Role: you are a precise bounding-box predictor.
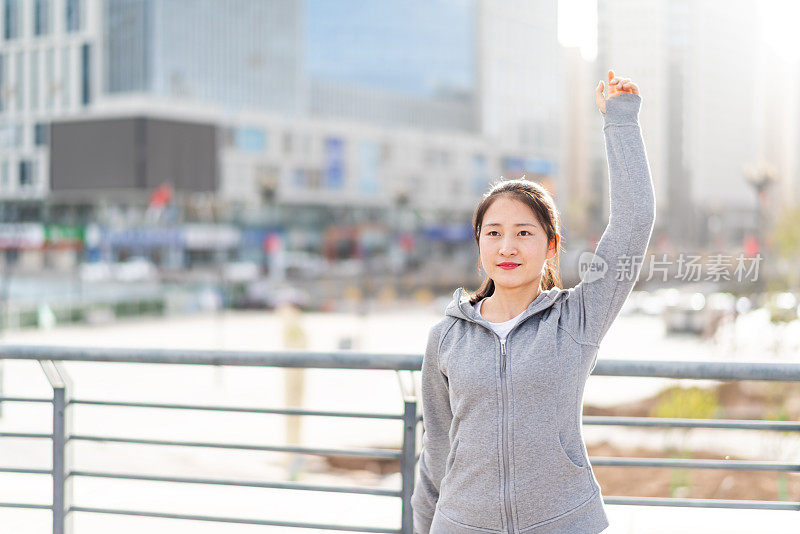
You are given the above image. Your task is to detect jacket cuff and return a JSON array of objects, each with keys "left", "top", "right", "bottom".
[
  {"left": 601, "top": 92, "right": 641, "bottom": 125},
  {"left": 413, "top": 511, "right": 433, "bottom": 534}
]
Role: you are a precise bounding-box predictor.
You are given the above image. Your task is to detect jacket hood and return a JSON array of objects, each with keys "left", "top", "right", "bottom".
[{"left": 445, "top": 285, "right": 571, "bottom": 327}]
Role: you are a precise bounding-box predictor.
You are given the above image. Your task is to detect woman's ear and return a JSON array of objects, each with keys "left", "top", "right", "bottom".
[{"left": 546, "top": 236, "right": 558, "bottom": 260}]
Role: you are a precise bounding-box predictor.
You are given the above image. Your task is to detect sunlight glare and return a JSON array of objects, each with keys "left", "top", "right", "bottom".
[
  {"left": 558, "top": 0, "right": 598, "bottom": 62},
  {"left": 759, "top": 0, "right": 800, "bottom": 64}
]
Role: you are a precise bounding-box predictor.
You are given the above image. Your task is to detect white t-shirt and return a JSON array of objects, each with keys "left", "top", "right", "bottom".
[{"left": 473, "top": 298, "right": 525, "bottom": 341}]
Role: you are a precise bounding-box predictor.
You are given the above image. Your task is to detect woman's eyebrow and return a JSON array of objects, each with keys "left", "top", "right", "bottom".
[{"left": 483, "top": 222, "right": 538, "bottom": 227}]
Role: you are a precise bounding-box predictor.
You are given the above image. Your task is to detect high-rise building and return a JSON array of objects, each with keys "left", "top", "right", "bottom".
[
  {"left": 0, "top": 0, "right": 565, "bottom": 272},
  {"left": 0, "top": 0, "right": 94, "bottom": 206},
  {"left": 597, "top": 0, "right": 761, "bottom": 251}
]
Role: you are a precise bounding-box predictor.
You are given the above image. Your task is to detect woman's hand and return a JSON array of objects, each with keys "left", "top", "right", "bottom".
[{"left": 595, "top": 69, "right": 640, "bottom": 114}]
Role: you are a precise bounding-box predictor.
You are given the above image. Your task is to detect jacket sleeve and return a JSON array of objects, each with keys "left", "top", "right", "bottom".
[
  {"left": 411, "top": 321, "right": 453, "bottom": 534},
  {"left": 570, "top": 93, "right": 656, "bottom": 357}
]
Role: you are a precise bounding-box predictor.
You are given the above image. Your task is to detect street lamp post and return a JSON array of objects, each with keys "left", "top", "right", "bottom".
[{"left": 744, "top": 164, "right": 775, "bottom": 292}]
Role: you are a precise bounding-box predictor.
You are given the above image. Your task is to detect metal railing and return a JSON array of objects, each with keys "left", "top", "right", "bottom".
[{"left": 1, "top": 346, "right": 799, "bottom": 534}]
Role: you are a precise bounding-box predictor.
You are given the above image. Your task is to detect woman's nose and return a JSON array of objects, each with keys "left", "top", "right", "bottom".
[{"left": 500, "top": 241, "right": 517, "bottom": 254}]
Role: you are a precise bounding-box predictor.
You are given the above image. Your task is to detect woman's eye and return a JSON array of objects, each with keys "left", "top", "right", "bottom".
[{"left": 486, "top": 230, "right": 532, "bottom": 236}]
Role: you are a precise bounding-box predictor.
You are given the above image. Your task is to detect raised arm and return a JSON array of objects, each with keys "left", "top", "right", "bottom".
[
  {"left": 570, "top": 80, "right": 656, "bottom": 350},
  {"left": 410, "top": 320, "right": 453, "bottom": 534}
]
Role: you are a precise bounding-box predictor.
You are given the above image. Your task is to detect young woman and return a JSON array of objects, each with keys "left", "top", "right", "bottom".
[{"left": 411, "top": 70, "right": 655, "bottom": 534}]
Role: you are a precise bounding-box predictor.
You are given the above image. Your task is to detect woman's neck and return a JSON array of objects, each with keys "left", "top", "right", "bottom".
[{"left": 482, "top": 283, "right": 542, "bottom": 322}]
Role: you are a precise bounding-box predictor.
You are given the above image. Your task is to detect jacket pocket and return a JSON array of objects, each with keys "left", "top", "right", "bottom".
[{"left": 557, "top": 431, "right": 586, "bottom": 470}]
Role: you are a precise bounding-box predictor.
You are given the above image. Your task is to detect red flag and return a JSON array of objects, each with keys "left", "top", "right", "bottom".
[
  {"left": 263, "top": 233, "right": 281, "bottom": 253},
  {"left": 743, "top": 234, "right": 759, "bottom": 256},
  {"left": 149, "top": 183, "right": 173, "bottom": 208}
]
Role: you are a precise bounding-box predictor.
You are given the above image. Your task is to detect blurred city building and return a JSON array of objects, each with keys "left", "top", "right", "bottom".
[
  {"left": 0, "top": 0, "right": 564, "bottom": 285},
  {"left": 0, "top": 0, "right": 796, "bottom": 285},
  {"left": 594, "top": 0, "right": 799, "bottom": 255}
]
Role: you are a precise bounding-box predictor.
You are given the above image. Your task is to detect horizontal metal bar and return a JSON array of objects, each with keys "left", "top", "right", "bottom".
[
  {"left": 0, "top": 432, "right": 53, "bottom": 440},
  {"left": 68, "top": 470, "right": 401, "bottom": 497},
  {"left": 68, "top": 506, "right": 399, "bottom": 533},
  {"left": 584, "top": 416, "right": 800, "bottom": 431},
  {"left": 70, "top": 399, "right": 404, "bottom": 420},
  {"left": 590, "top": 457, "right": 800, "bottom": 471},
  {"left": 6, "top": 345, "right": 800, "bottom": 384},
  {"left": 602, "top": 496, "right": 800, "bottom": 510},
  {"left": 0, "top": 502, "right": 52, "bottom": 510},
  {"left": 5, "top": 346, "right": 800, "bottom": 381},
  {"left": 0, "top": 396, "right": 53, "bottom": 403},
  {"left": 0, "top": 467, "right": 53, "bottom": 475},
  {"left": 593, "top": 360, "right": 800, "bottom": 381},
  {"left": 0, "top": 345, "right": 421, "bottom": 370},
  {"left": 417, "top": 414, "right": 799, "bottom": 431},
  {"left": 68, "top": 435, "right": 401, "bottom": 459}
]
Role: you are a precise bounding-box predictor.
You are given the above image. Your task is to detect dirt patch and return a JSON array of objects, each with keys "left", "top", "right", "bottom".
[
  {"left": 325, "top": 454, "right": 400, "bottom": 476},
  {"left": 587, "top": 441, "right": 800, "bottom": 501},
  {"left": 584, "top": 380, "right": 800, "bottom": 420},
  {"left": 583, "top": 380, "right": 800, "bottom": 500}
]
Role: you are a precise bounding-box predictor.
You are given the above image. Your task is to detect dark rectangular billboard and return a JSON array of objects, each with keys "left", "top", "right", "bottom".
[{"left": 50, "top": 116, "right": 217, "bottom": 194}]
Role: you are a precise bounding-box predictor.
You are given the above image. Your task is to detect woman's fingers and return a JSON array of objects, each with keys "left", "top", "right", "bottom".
[
  {"left": 610, "top": 76, "right": 638, "bottom": 95},
  {"left": 619, "top": 79, "right": 637, "bottom": 93},
  {"left": 595, "top": 80, "right": 606, "bottom": 113},
  {"left": 609, "top": 75, "right": 625, "bottom": 95},
  {"left": 599, "top": 69, "right": 640, "bottom": 111}
]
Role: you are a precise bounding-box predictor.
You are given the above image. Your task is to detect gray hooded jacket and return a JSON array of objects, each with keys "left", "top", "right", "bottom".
[{"left": 411, "top": 93, "right": 655, "bottom": 534}]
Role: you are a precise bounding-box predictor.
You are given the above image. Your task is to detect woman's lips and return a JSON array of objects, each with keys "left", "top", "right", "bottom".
[{"left": 498, "top": 263, "right": 520, "bottom": 270}]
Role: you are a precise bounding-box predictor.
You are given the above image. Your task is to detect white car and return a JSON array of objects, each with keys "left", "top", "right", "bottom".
[
  {"left": 113, "top": 257, "right": 159, "bottom": 282},
  {"left": 78, "top": 262, "right": 114, "bottom": 282}
]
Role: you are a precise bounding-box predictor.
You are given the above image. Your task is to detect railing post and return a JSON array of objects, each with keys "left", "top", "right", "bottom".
[
  {"left": 401, "top": 398, "right": 418, "bottom": 534},
  {"left": 41, "top": 361, "right": 73, "bottom": 534}
]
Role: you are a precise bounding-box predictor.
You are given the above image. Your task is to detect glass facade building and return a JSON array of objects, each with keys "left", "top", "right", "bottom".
[{"left": 104, "top": 0, "right": 478, "bottom": 131}]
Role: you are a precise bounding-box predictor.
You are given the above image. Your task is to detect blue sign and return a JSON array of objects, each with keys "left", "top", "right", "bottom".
[
  {"left": 358, "top": 140, "right": 379, "bottom": 194},
  {"left": 423, "top": 223, "right": 473, "bottom": 242},
  {"left": 325, "top": 137, "right": 345, "bottom": 189},
  {"left": 102, "top": 228, "right": 184, "bottom": 248},
  {"left": 235, "top": 128, "right": 266, "bottom": 152},
  {"left": 472, "top": 154, "right": 488, "bottom": 194},
  {"left": 503, "top": 157, "right": 554, "bottom": 176}
]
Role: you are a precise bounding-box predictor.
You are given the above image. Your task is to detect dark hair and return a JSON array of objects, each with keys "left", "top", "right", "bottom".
[{"left": 461, "top": 177, "right": 563, "bottom": 305}]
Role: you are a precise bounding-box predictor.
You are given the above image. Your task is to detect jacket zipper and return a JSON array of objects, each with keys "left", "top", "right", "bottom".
[{"left": 500, "top": 337, "right": 514, "bottom": 533}]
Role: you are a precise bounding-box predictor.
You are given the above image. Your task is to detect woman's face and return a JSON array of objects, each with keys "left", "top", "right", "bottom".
[{"left": 478, "top": 196, "right": 556, "bottom": 292}]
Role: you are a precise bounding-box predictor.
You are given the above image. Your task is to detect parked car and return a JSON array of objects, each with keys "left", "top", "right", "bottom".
[
  {"left": 79, "top": 258, "right": 158, "bottom": 283},
  {"left": 113, "top": 257, "right": 159, "bottom": 282},
  {"left": 78, "top": 262, "right": 114, "bottom": 282},
  {"left": 661, "top": 290, "right": 735, "bottom": 336},
  {"left": 243, "top": 279, "right": 311, "bottom": 310},
  {"left": 766, "top": 292, "right": 799, "bottom": 324},
  {"left": 281, "top": 251, "right": 328, "bottom": 279},
  {"left": 222, "top": 261, "right": 260, "bottom": 283}
]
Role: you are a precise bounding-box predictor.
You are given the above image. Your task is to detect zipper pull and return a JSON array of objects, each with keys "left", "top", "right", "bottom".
[{"left": 500, "top": 339, "right": 507, "bottom": 372}]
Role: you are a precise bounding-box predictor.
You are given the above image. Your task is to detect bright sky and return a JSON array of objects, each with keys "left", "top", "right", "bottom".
[
  {"left": 558, "top": 0, "right": 800, "bottom": 65},
  {"left": 758, "top": 0, "right": 800, "bottom": 64},
  {"left": 557, "top": 0, "right": 597, "bottom": 62}
]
